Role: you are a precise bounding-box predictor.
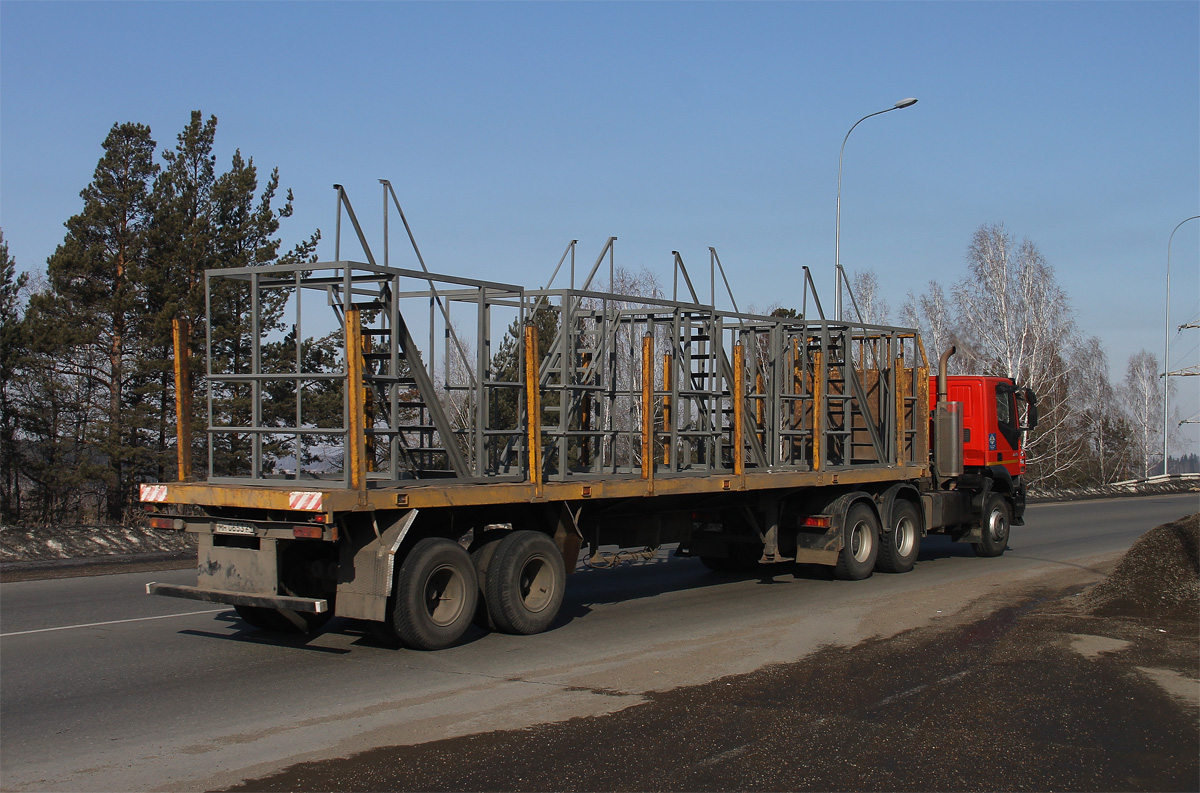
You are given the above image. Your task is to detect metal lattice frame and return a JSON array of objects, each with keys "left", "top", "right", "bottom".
[{"left": 200, "top": 185, "right": 930, "bottom": 489}]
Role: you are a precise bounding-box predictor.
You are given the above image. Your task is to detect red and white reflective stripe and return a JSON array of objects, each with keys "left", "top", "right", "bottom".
[
  {"left": 289, "top": 491, "right": 323, "bottom": 511},
  {"left": 140, "top": 484, "right": 169, "bottom": 503}
]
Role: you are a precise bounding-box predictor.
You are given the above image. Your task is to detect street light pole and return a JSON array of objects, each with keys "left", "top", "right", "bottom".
[
  {"left": 835, "top": 97, "right": 918, "bottom": 321},
  {"left": 1163, "top": 214, "right": 1199, "bottom": 475}
]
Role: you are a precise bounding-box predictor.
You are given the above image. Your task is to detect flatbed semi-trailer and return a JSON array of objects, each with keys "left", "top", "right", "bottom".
[{"left": 144, "top": 184, "right": 1037, "bottom": 649}]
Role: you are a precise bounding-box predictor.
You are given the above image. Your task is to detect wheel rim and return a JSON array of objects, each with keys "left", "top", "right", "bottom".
[
  {"left": 987, "top": 508, "right": 1009, "bottom": 543},
  {"left": 518, "top": 555, "right": 554, "bottom": 613},
  {"left": 894, "top": 515, "right": 915, "bottom": 556},
  {"left": 424, "top": 563, "right": 467, "bottom": 627},
  {"left": 850, "top": 520, "right": 874, "bottom": 563}
]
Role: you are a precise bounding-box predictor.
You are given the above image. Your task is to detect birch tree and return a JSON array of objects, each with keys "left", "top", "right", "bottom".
[
  {"left": 1121, "top": 350, "right": 1166, "bottom": 478},
  {"left": 953, "top": 223, "right": 1081, "bottom": 484},
  {"left": 845, "top": 269, "right": 890, "bottom": 325},
  {"left": 899, "top": 280, "right": 959, "bottom": 373},
  {"left": 1071, "top": 336, "right": 1134, "bottom": 485}
]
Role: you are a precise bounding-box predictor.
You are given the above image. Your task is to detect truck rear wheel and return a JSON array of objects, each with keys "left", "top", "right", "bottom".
[
  {"left": 834, "top": 502, "right": 879, "bottom": 580},
  {"left": 973, "top": 494, "right": 1011, "bottom": 557},
  {"left": 390, "top": 537, "right": 478, "bottom": 650},
  {"left": 469, "top": 534, "right": 503, "bottom": 629},
  {"left": 876, "top": 500, "right": 921, "bottom": 574},
  {"left": 484, "top": 530, "right": 566, "bottom": 635}
]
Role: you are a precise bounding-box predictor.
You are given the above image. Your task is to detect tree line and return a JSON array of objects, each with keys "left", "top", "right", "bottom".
[
  {"left": 1, "top": 112, "right": 318, "bottom": 525},
  {"left": 850, "top": 222, "right": 1174, "bottom": 488},
  {"left": 0, "top": 116, "right": 1179, "bottom": 526}
]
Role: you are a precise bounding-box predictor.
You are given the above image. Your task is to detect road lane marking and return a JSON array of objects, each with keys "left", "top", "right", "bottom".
[{"left": 0, "top": 609, "right": 227, "bottom": 637}]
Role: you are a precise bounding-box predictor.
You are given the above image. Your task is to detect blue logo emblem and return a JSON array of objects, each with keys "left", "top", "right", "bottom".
[{"left": 989, "top": 433, "right": 997, "bottom": 451}]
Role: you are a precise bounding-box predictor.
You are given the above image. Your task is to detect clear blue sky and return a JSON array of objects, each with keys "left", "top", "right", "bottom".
[{"left": 2, "top": 1, "right": 1198, "bottom": 445}]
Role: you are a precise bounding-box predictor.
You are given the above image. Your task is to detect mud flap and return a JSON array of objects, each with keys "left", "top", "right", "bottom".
[
  {"left": 197, "top": 534, "right": 278, "bottom": 594},
  {"left": 551, "top": 502, "right": 584, "bottom": 572},
  {"left": 334, "top": 510, "right": 418, "bottom": 621}
]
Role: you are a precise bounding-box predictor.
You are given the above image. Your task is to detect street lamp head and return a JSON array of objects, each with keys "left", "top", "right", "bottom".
[{"left": 895, "top": 97, "right": 918, "bottom": 109}]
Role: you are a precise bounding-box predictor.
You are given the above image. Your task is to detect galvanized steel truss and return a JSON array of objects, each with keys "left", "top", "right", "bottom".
[{"left": 199, "top": 185, "right": 930, "bottom": 489}]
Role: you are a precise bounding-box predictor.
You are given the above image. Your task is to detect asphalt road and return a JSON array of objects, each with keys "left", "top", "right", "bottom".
[{"left": 1, "top": 494, "right": 1196, "bottom": 792}]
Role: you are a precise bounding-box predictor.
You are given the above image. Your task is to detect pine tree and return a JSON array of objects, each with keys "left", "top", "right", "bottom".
[
  {"left": 145, "top": 112, "right": 219, "bottom": 479},
  {"left": 206, "top": 150, "right": 320, "bottom": 476},
  {"left": 26, "top": 122, "right": 160, "bottom": 521},
  {"left": 0, "top": 230, "right": 29, "bottom": 522}
]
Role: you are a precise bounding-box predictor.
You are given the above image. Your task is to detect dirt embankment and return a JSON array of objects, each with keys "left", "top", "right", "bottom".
[
  {"left": 227, "top": 515, "right": 1199, "bottom": 793},
  {"left": 0, "top": 524, "right": 196, "bottom": 581},
  {"left": 0, "top": 523, "right": 195, "bottom": 561}
]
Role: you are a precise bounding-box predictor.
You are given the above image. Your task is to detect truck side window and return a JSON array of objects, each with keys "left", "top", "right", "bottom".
[{"left": 995, "top": 384, "right": 1019, "bottom": 449}]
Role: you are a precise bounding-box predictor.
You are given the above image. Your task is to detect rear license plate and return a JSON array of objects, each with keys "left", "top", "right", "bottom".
[{"left": 214, "top": 522, "right": 256, "bottom": 536}]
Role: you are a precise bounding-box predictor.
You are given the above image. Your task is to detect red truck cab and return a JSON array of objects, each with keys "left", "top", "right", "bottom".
[
  {"left": 930, "top": 376, "right": 1030, "bottom": 478},
  {"left": 928, "top": 373, "right": 1038, "bottom": 529}
]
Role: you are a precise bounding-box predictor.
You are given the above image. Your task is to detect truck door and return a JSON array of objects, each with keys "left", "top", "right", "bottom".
[{"left": 993, "top": 383, "right": 1022, "bottom": 477}]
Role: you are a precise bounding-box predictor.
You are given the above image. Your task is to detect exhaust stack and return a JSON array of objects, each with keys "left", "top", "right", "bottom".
[
  {"left": 937, "top": 345, "right": 956, "bottom": 402},
  {"left": 934, "top": 346, "right": 963, "bottom": 478}
]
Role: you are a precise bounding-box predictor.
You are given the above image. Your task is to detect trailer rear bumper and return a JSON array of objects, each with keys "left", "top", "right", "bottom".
[{"left": 146, "top": 582, "right": 328, "bottom": 614}]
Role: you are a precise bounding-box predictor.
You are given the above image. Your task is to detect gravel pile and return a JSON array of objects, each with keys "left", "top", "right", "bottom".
[{"left": 1086, "top": 512, "right": 1199, "bottom": 622}]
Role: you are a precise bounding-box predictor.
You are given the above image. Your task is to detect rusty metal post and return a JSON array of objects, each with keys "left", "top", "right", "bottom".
[
  {"left": 916, "top": 365, "right": 930, "bottom": 466},
  {"left": 813, "top": 348, "right": 824, "bottom": 472},
  {"left": 662, "top": 352, "right": 671, "bottom": 467},
  {"left": 733, "top": 342, "right": 745, "bottom": 476},
  {"left": 364, "top": 333, "right": 376, "bottom": 472},
  {"left": 346, "top": 309, "right": 367, "bottom": 494},
  {"left": 755, "top": 370, "right": 765, "bottom": 447},
  {"left": 524, "top": 323, "right": 542, "bottom": 493},
  {"left": 895, "top": 353, "right": 906, "bottom": 465},
  {"left": 172, "top": 318, "right": 192, "bottom": 481},
  {"left": 641, "top": 334, "right": 654, "bottom": 485},
  {"left": 581, "top": 350, "right": 592, "bottom": 468}
]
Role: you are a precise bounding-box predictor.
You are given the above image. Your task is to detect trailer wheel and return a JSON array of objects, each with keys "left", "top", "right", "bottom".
[
  {"left": 469, "top": 537, "right": 502, "bottom": 630},
  {"left": 484, "top": 530, "right": 566, "bottom": 635},
  {"left": 390, "top": 537, "right": 478, "bottom": 650},
  {"left": 834, "top": 502, "right": 879, "bottom": 580},
  {"left": 876, "top": 500, "right": 921, "bottom": 574},
  {"left": 973, "top": 494, "right": 1011, "bottom": 557},
  {"left": 234, "top": 605, "right": 330, "bottom": 634}
]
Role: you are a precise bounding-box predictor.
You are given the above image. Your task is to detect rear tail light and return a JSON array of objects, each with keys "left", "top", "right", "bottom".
[
  {"left": 801, "top": 515, "right": 831, "bottom": 529},
  {"left": 149, "top": 517, "right": 179, "bottom": 530},
  {"left": 293, "top": 526, "right": 323, "bottom": 539}
]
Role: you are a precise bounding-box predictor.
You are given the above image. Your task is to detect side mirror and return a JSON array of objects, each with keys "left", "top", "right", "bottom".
[{"left": 1018, "top": 388, "right": 1038, "bottom": 431}]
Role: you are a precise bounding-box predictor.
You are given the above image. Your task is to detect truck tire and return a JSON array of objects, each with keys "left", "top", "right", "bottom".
[
  {"left": 469, "top": 537, "right": 502, "bottom": 630},
  {"left": 391, "top": 537, "right": 478, "bottom": 650},
  {"left": 876, "top": 500, "right": 921, "bottom": 574},
  {"left": 234, "top": 605, "right": 330, "bottom": 634},
  {"left": 484, "top": 530, "right": 566, "bottom": 635},
  {"left": 973, "top": 494, "right": 1011, "bottom": 557},
  {"left": 834, "top": 502, "right": 879, "bottom": 580}
]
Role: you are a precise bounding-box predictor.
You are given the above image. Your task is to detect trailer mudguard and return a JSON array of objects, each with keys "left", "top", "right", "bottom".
[
  {"left": 876, "top": 484, "right": 925, "bottom": 537},
  {"left": 335, "top": 510, "right": 418, "bottom": 621},
  {"left": 792, "top": 491, "right": 879, "bottom": 565}
]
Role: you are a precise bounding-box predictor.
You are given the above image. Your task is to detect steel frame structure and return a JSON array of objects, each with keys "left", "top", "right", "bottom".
[{"left": 196, "top": 185, "right": 930, "bottom": 493}]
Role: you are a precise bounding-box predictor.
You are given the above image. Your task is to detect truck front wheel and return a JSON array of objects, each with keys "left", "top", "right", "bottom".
[
  {"left": 390, "top": 538, "right": 479, "bottom": 650},
  {"left": 973, "top": 494, "right": 1011, "bottom": 557},
  {"left": 834, "top": 502, "right": 879, "bottom": 580},
  {"left": 484, "top": 530, "right": 566, "bottom": 635}
]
